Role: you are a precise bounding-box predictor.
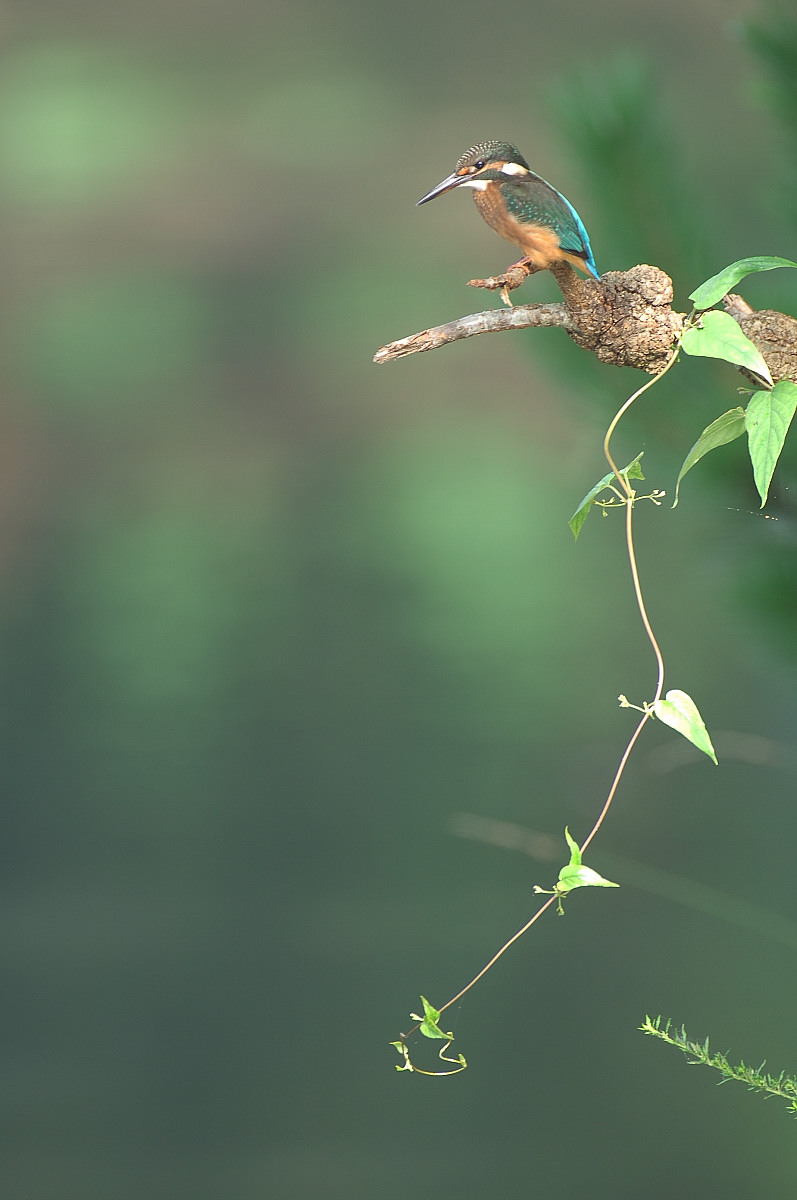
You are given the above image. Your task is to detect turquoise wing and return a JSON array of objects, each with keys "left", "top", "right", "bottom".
[{"left": 503, "top": 174, "right": 599, "bottom": 278}]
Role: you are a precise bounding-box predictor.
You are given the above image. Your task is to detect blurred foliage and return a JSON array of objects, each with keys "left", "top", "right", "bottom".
[
  {"left": 551, "top": 56, "right": 715, "bottom": 290},
  {"left": 744, "top": 0, "right": 797, "bottom": 225},
  {"left": 10, "top": 272, "right": 214, "bottom": 410},
  {"left": 0, "top": 43, "right": 191, "bottom": 204}
]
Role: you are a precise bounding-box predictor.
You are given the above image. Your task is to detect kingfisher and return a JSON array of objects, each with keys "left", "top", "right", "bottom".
[{"left": 417, "top": 140, "right": 599, "bottom": 284}]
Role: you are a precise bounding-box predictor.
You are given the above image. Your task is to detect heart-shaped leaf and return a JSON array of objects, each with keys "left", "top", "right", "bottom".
[
  {"left": 745, "top": 380, "right": 797, "bottom": 506},
  {"left": 672, "top": 408, "right": 746, "bottom": 507},
  {"left": 681, "top": 311, "right": 772, "bottom": 385},
  {"left": 652, "top": 689, "right": 717, "bottom": 764},
  {"left": 689, "top": 257, "right": 797, "bottom": 310},
  {"left": 410, "top": 996, "right": 452, "bottom": 1040}
]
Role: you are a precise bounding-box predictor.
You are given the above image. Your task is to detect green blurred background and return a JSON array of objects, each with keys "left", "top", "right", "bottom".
[{"left": 2, "top": 0, "right": 797, "bottom": 1196}]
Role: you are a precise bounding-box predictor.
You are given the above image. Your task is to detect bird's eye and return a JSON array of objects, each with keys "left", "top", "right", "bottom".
[{"left": 473, "top": 160, "right": 485, "bottom": 170}]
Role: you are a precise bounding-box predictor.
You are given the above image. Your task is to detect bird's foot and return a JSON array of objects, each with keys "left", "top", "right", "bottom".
[{"left": 467, "top": 260, "right": 536, "bottom": 307}]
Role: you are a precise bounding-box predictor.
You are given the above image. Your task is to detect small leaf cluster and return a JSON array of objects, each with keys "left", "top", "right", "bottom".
[
  {"left": 533, "top": 827, "right": 619, "bottom": 914},
  {"left": 619, "top": 686, "right": 717, "bottom": 764},
  {"left": 569, "top": 455, "right": 648, "bottom": 540},
  {"left": 391, "top": 997, "right": 467, "bottom": 1075},
  {"left": 677, "top": 256, "right": 797, "bottom": 507},
  {"left": 571, "top": 257, "right": 797, "bottom": 533}
]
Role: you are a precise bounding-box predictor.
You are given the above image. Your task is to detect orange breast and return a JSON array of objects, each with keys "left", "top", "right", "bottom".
[{"left": 472, "top": 183, "right": 588, "bottom": 274}]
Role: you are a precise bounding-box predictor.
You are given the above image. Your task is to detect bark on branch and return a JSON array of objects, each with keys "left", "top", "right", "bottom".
[
  {"left": 374, "top": 262, "right": 797, "bottom": 384},
  {"left": 724, "top": 293, "right": 797, "bottom": 386}
]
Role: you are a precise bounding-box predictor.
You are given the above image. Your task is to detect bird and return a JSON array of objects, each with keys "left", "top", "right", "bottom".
[{"left": 416, "top": 140, "right": 599, "bottom": 284}]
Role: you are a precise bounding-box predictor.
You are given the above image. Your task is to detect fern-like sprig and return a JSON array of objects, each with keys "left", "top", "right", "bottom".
[{"left": 640, "top": 1015, "right": 797, "bottom": 1117}]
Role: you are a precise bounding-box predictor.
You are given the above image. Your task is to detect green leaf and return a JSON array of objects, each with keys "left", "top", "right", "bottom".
[
  {"left": 745, "top": 381, "right": 797, "bottom": 507},
  {"left": 681, "top": 311, "right": 772, "bottom": 385},
  {"left": 535, "top": 829, "right": 619, "bottom": 911},
  {"left": 672, "top": 408, "right": 746, "bottom": 507},
  {"left": 652, "top": 689, "right": 717, "bottom": 764},
  {"left": 569, "top": 454, "right": 644, "bottom": 540},
  {"left": 410, "top": 996, "right": 452, "bottom": 1040},
  {"left": 564, "top": 825, "right": 581, "bottom": 866},
  {"left": 689, "top": 257, "right": 797, "bottom": 310},
  {"left": 556, "top": 828, "right": 618, "bottom": 896},
  {"left": 391, "top": 1040, "right": 413, "bottom": 1071},
  {"left": 558, "top": 863, "right": 619, "bottom": 895}
]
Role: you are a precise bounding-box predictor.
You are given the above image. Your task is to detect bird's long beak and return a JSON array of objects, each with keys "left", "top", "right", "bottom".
[{"left": 416, "top": 172, "right": 463, "bottom": 205}]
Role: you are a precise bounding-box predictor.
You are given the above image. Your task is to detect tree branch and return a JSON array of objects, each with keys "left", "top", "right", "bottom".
[
  {"left": 374, "top": 262, "right": 797, "bottom": 383},
  {"left": 373, "top": 301, "right": 570, "bottom": 363},
  {"left": 724, "top": 293, "right": 797, "bottom": 385},
  {"left": 375, "top": 264, "right": 683, "bottom": 374}
]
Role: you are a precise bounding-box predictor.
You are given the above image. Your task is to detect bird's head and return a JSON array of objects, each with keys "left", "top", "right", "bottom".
[{"left": 416, "top": 141, "right": 531, "bottom": 205}]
